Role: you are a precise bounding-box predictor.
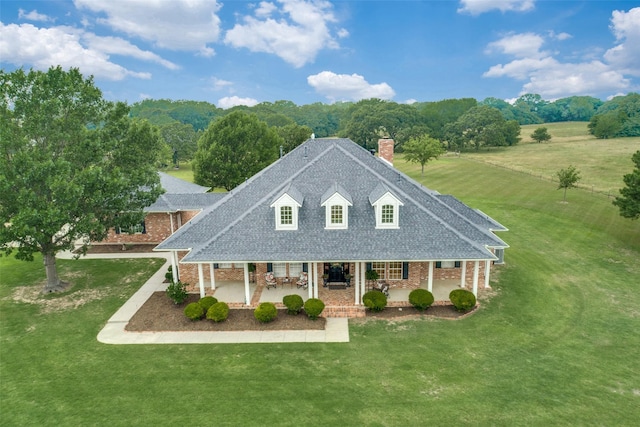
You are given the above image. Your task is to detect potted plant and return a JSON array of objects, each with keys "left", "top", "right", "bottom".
[
  {"left": 344, "top": 273, "right": 352, "bottom": 287},
  {"left": 322, "top": 274, "right": 329, "bottom": 287}
]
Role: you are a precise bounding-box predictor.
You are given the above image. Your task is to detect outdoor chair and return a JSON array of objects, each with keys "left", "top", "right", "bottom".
[
  {"left": 375, "top": 280, "right": 390, "bottom": 297},
  {"left": 265, "top": 272, "right": 277, "bottom": 289},
  {"left": 296, "top": 272, "right": 308, "bottom": 290}
]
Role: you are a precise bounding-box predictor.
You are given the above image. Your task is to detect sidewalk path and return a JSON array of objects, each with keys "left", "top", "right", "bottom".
[{"left": 58, "top": 250, "right": 350, "bottom": 344}]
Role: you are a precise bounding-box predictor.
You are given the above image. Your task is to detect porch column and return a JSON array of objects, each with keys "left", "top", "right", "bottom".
[
  {"left": 472, "top": 261, "right": 479, "bottom": 297},
  {"left": 428, "top": 261, "right": 434, "bottom": 292},
  {"left": 171, "top": 251, "right": 178, "bottom": 283},
  {"left": 169, "top": 213, "right": 175, "bottom": 234},
  {"left": 243, "top": 263, "right": 251, "bottom": 306},
  {"left": 460, "top": 261, "right": 467, "bottom": 288},
  {"left": 308, "top": 263, "right": 314, "bottom": 299},
  {"left": 484, "top": 260, "right": 491, "bottom": 289},
  {"left": 361, "top": 262, "right": 366, "bottom": 300},
  {"left": 313, "top": 262, "right": 319, "bottom": 299},
  {"left": 354, "top": 261, "right": 360, "bottom": 305},
  {"left": 209, "top": 263, "right": 216, "bottom": 290},
  {"left": 197, "top": 263, "right": 205, "bottom": 298}
]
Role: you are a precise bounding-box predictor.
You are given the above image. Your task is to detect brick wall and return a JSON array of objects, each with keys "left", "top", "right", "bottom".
[
  {"left": 101, "top": 210, "right": 202, "bottom": 245},
  {"left": 378, "top": 138, "right": 394, "bottom": 165}
]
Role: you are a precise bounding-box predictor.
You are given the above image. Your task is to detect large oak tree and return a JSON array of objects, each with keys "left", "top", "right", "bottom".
[
  {"left": 193, "top": 111, "right": 282, "bottom": 191},
  {"left": 0, "top": 67, "right": 163, "bottom": 292}
]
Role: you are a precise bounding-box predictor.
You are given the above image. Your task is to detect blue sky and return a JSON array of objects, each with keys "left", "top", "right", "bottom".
[{"left": 1, "top": 1, "right": 639, "bottom": 108}]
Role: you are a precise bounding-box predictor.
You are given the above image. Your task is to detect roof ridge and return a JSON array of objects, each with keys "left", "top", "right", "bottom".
[
  {"left": 337, "top": 143, "right": 495, "bottom": 258},
  {"left": 186, "top": 142, "right": 338, "bottom": 261}
]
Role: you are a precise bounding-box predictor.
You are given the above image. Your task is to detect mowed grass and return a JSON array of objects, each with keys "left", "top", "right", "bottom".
[
  {"left": 2, "top": 140, "right": 640, "bottom": 425},
  {"left": 462, "top": 121, "right": 639, "bottom": 194}
]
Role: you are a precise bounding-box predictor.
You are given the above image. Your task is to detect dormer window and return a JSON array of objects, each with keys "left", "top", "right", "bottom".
[
  {"left": 369, "top": 183, "right": 403, "bottom": 229},
  {"left": 321, "top": 183, "right": 352, "bottom": 230},
  {"left": 270, "top": 184, "right": 304, "bottom": 231}
]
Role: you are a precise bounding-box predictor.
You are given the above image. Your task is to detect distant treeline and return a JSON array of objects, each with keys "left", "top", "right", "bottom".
[{"left": 131, "top": 93, "right": 639, "bottom": 160}]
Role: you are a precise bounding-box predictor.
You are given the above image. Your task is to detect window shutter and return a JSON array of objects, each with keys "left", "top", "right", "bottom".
[
  {"left": 267, "top": 263, "right": 273, "bottom": 272},
  {"left": 213, "top": 264, "right": 219, "bottom": 269},
  {"left": 115, "top": 227, "right": 121, "bottom": 235},
  {"left": 402, "top": 262, "right": 409, "bottom": 279},
  {"left": 455, "top": 261, "right": 462, "bottom": 268},
  {"left": 366, "top": 262, "right": 372, "bottom": 271},
  {"left": 435, "top": 261, "right": 442, "bottom": 269},
  {"left": 141, "top": 221, "right": 147, "bottom": 234},
  {"left": 302, "top": 263, "right": 308, "bottom": 273}
]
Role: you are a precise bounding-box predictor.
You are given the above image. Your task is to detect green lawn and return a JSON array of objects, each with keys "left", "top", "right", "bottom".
[
  {"left": 461, "top": 121, "right": 639, "bottom": 194},
  {"left": 2, "top": 143, "right": 640, "bottom": 425}
]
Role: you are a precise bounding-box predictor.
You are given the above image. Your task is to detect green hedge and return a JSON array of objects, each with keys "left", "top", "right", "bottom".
[
  {"left": 198, "top": 296, "right": 218, "bottom": 312},
  {"left": 283, "top": 294, "right": 304, "bottom": 315},
  {"left": 184, "top": 302, "right": 204, "bottom": 320},
  {"left": 449, "top": 289, "right": 476, "bottom": 312},
  {"left": 408, "top": 289, "right": 434, "bottom": 311},
  {"left": 303, "top": 298, "right": 325, "bottom": 320},
  {"left": 207, "top": 302, "right": 229, "bottom": 322},
  {"left": 363, "top": 290, "right": 387, "bottom": 312},
  {"left": 254, "top": 302, "right": 278, "bottom": 323}
]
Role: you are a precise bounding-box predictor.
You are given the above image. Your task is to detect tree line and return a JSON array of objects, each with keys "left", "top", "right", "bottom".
[{"left": 132, "top": 93, "right": 639, "bottom": 164}]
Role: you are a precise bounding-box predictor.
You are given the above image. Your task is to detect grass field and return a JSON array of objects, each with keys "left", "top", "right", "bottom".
[
  {"left": 2, "top": 125, "right": 639, "bottom": 425},
  {"left": 462, "top": 121, "right": 639, "bottom": 195}
]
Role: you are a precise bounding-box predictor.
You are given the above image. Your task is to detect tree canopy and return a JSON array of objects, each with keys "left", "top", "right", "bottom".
[
  {"left": 402, "top": 135, "right": 446, "bottom": 175},
  {"left": 556, "top": 165, "right": 581, "bottom": 202},
  {"left": 588, "top": 93, "right": 640, "bottom": 138},
  {"left": 531, "top": 127, "right": 552, "bottom": 143},
  {"left": 444, "top": 105, "right": 520, "bottom": 151},
  {"left": 0, "top": 67, "right": 163, "bottom": 292},
  {"left": 193, "top": 111, "right": 282, "bottom": 191},
  {"left": 613, "top": 151, "right": 640, "bottom": 220}
]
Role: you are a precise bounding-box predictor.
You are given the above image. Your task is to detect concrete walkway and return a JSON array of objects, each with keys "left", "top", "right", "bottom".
[{"left": 58, "top": 249, "right": 350, "bottom": 344}]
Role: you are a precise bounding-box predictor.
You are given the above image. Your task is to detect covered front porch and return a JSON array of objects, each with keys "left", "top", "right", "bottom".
[{"left": 184, "top": 278, "right": 471, "bottom": 317}]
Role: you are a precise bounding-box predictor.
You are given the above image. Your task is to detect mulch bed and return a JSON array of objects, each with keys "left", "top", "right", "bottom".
[{"left": 125, "top": 291, "right": 471, "bottom": 332}]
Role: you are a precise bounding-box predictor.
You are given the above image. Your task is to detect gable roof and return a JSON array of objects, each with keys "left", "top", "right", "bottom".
[
  {"left": 145, "top": 172, "right": 222, "bottom": 212},
  {"left": 155, "top": 138, "right": 507, "bottom": 262}
]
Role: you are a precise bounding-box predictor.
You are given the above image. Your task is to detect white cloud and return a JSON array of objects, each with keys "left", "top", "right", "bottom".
[
  {"left": 307, "top": 71, "right": 395, "bottom": 102},
  {"left": 0, "top": 22, "right": 179, "bottom": 80},
  {"left": 74, "top": 0, "right": 222, "bottom": 56},
  {"left": 210, "top": 77, "right": 233, "bottom": 91},
  {"left": 604, "top": 7, "right": 640, "bottom": 77},
  {"left": 483, "top": 25, "right": 635, "bottom": 98},
  {"left": 485, "top": 32, "right": 546, "bottom": 58},
  {"left": 18, "top": 9, "right": 54, "bottom": 22},
  {"left": 217, "top": 96, "right": 259, "bottom": 109},
  {"left": 224, "top": 0, "right": 343, "bottom": 68},
  {"left": 458, "top": 0, "right": 535, "bottom": 15}
]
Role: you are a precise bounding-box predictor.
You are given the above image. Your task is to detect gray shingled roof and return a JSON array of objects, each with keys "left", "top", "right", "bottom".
[
  {"left": 155, "top": 138, "right": 507, "bottom": 262},
  {"left": 144, "top": 172, "right": 220, "bottom": 213},
  {"left": 159, "top": 172, "right": 209, "bottom": 194}
]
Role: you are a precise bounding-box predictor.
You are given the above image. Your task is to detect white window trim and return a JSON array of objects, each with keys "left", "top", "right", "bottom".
[
  {"left": 372, "top": 192, "right": 403, "bottom": 229},
  {"left": 321, "top": 193, "right": 352, "bottom": 230},
  {"left": 270, "top": 193, "right": 301, "bottom": 231}
]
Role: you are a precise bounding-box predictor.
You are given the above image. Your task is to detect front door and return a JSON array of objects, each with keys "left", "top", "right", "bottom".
[{"left": 324, "top": 263, "right": 349, "bottom": 282}]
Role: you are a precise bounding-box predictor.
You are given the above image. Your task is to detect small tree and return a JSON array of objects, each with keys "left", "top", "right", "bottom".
[
  {"left": 613, "top": 150, "right": 640, "bottom": 219},
  {"left": 556, "top": 165, "right": 581, "bottom": 202},
  {"left": 531, "top": 127, "right": 551, "bottom": 143},
  {"left": 403, "top": 134, "right": 446, "bottom": 175}
]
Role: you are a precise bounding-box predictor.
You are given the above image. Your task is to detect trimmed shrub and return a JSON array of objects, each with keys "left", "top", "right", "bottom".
[
  {"left": 282, "top": 294, "right": 304, "bottom": 315},
  {"left": 449, "top": 289, "right": 477, "bottom": 312},
  {"left": 207, "top": 302, "right": 230, "bottom": 323},
  {"left": 304, "top": 298, "right": 325, "bottom": 320},
  {"left": 166, "top": 280, "right": 188, "bottom": 304},
  {"left": 165, "top": 265, "right": 173, "bottom": 282},
  {"left": 363, "top": 290, "right": 387, "bottom": 312},
  {"left": 254, "top": 302, "right": 278, "bottom": 323},
  {"left": 198, "top": 296, "right": 218, "bottom": 312},
  {"left": 184, "top": 302, "right": 204, "bottom": 320},
  {"left": 409, "top": 289, "right": 434, "bottom": 311}
]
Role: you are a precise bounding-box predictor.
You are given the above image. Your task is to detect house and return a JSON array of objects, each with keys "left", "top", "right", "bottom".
[
  {"left": 100, "top": 172, "right": 223, "bottom": 246},
  {"left": 154, "top": 138, "right": 507, "bottom": 317}
]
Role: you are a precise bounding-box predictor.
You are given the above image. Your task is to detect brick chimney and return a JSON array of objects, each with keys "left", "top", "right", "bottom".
[{"left": 378, "top": 138, "right": 394, "bottom": 166}]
